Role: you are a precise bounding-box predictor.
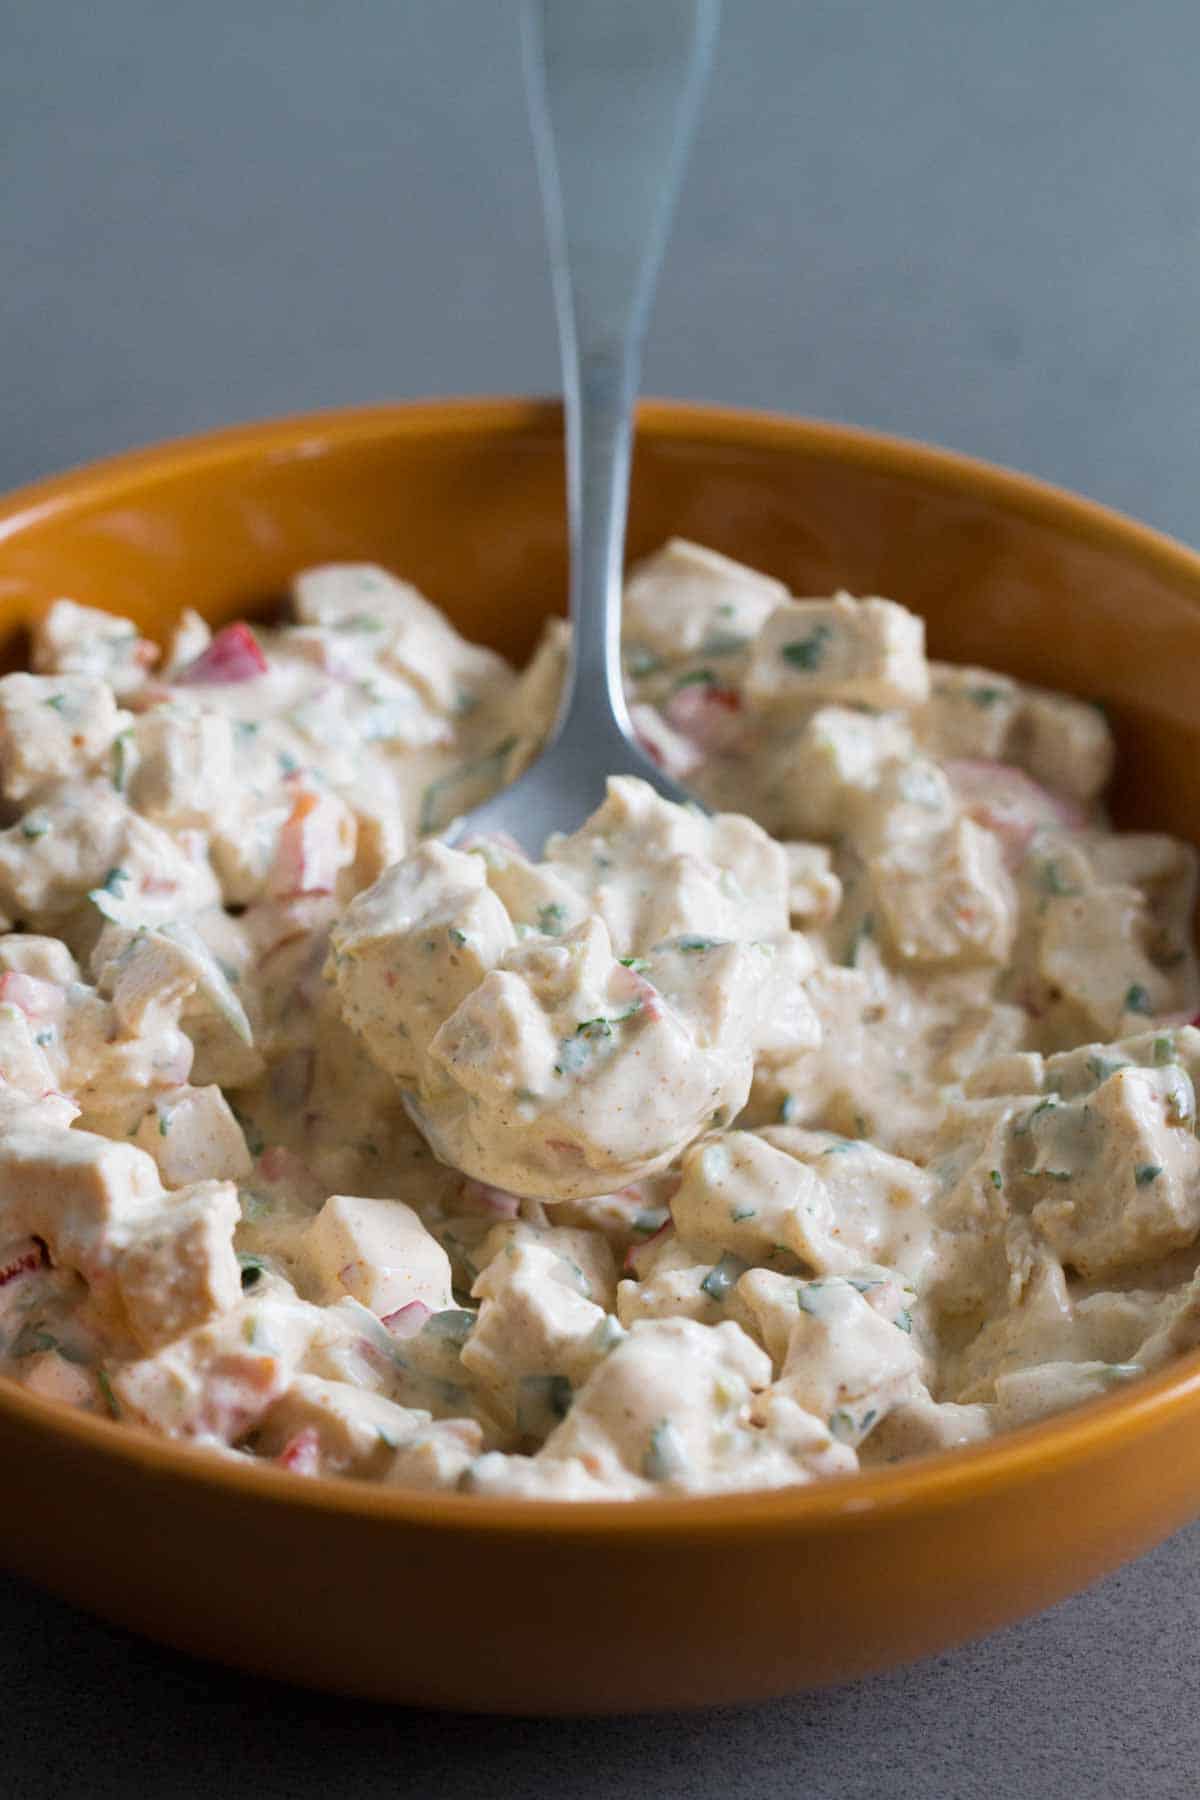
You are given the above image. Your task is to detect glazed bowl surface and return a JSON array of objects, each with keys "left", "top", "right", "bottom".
[{"left": 2, "top": 397, "right": 1199, "bottom": 1712}]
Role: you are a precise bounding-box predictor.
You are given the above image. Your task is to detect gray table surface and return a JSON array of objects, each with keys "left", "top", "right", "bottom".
[{"left": 4, "top": 1, "right": 1200, "bottom": 1793}]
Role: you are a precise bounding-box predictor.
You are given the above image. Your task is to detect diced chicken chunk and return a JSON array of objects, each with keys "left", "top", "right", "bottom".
[
  {"left": 300, "top": 1194, "right": 455, "bottom": 1317},
  {"left": 745, "top": 594, "right": 929, "bottom": 712}
]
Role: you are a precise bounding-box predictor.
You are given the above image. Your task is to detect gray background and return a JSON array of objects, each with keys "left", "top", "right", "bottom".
[{"left": 4, "top": 0, "right": 1200, "bottom": 1793}]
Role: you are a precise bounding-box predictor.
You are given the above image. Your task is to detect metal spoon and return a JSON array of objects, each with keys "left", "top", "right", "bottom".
[{"left": 450, "top": 0, "right": 721, "bottom": 849}]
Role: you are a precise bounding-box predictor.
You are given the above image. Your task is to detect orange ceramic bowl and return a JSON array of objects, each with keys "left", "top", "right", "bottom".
[{"left": 1, "top": 399, "right": 1199, "bottom": 1713}]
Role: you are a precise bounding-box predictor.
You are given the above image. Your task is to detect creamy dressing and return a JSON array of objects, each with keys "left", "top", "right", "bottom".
[{"left": 1, "top": 541, "right": 1198, "bottom": 1499}]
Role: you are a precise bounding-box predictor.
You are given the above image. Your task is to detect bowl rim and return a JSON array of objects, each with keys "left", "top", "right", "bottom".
[{"left": 3, "top": 392, "right": 1200, "bottom": 1541}]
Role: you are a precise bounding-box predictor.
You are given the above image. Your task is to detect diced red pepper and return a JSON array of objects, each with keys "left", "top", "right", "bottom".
[
  {"left": 457, "top": 1179, "right": 521, "bottom": 1219},
  {"left": 173, "top": 622, "right": 268, "bottom": 685},
  {"left": 382, "top": 1299, "right": 432, "bottom": 1338},
  {"left": 663, "top": 682, "right": 745, "bottom": 754},
  {"left": 277, "top": 1426, "right": 321, "bottom": 1476},
  {"left": 944, "top": 759, "right": 1084, "bottom": 865},
  {"left": 0, "top": 1236, "right": 49, "bottom": 1288},
  {"left": 267, "top": 788, "right": 351, "bottom": 899}
]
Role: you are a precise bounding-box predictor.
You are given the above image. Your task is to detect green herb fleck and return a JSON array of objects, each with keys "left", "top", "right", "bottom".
[
  {"left": 110, "top": 730, "right": 133, "bottom": 792},
  {"left": 632, "top": 1206, "right": 669, "bottom": 1236},
  {"left": 989, "top": 1168, "right": 1003, "bottom": 1191},
  {"left": 894, "top": 1308, "right": 913, "bottom": 1334},
  {"left": 968, "top": 685, "right": 1007, "bottom": 708},
  {"left": 618, "top": 955, "right": 651, "bottom": 972},
  {"left": 1086, "top": 1054, "right": 1128, "bottom": 1086},
  {"left": 1037, "top": 860, "right": 1079, "bottom": 898},
  {"left": 43, "top": 693, "right": 68, "bottom": 713},
  {"left": 778, "top": 1094, "right": 798, "bottom": 1124},
  {"left": 100, "top": 866, "right": 129, "bottom": 897},
  {"left": 828, "top": 1408, "right": 858, "bottom": 1443},
  {"left": 700, "top": 1253, "right": 746, "bottom": 1303},
  {"left": 448, "top": 926, "right": 468, "bottom": 947},
  {"left": 1135, "top": 1164, "right": 1163, "bottom": 1186},
  {"left": 781, "top": 624, "right": 832, "bottom": 671},
  {"left": 537, "top": 902, "right": 567, "bottom": 936},
  {"left": 1014, "top": 1096, "right": 1058, "bottom": 1136},
  {"left": 19, "top": 810, "right": 51, "bottom": 841},
  {"left": 96, "top": 1368, "right": 121, "bottom": 1419},
  {"left": 675, "top": 935, "right": 719, "bottom": 953},
  {"left": 1124, "top": 983, "right": 1154, "bottom": 1016},
  {"left": 643, "top": 1418, "right": 688, "bottom": 1482},
  {"left": 730, "top": 1204, "right": 758, "bottom": 1223},
  {"left": 670, "top": 667, "right": 717, "bottom": 693},
  {"left": 1153, "top": 1035, "right": 1176, "bottom": 1066}
]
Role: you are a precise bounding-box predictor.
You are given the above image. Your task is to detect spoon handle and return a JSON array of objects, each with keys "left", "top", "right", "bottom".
[{"left": 521, "top": 0, "right": 721, "bottom": 759}]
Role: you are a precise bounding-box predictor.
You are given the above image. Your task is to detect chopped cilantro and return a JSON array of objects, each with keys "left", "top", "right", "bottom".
[
  {"left": 100, "top": 866, "right": 129, "bottom": 896},
  {"left": 537, "top": 902, "right": 567, "bottom": 936},
  {"left": 989, "top": 1168, "right": 1003, "bottom": 1190},
  {"left": 675, "top": 935, "right": 719, "bottom": 953},
  {"left": 110, "top": 730, "right": 133, "bottom": 793},
  {"left": 670, "top": 667, "right": 717, "bottom": 692},
  {"left": 43, "top": 692, "right": 68, "bottom": 713},
  {"left": 1014, "top": 1096, "right": 1058, "bottom": 1135},
  {"left": 642, "top": 1418, "right": 688, "bottom": 1482},
  {"left": 827, "top": 1408, "right": 858, "bottom": 1443},
  {"left": 19, "top": 811, "right": 51, "bottom": 841},
  {"left": 968, "top": 685, "right": 1007, "bottom": 708},
  {"left": 632, "top": 1206, "right": 669, "bottom": 1236},
  {"left": 1123, "top": 983, "right": 1154, "bottom": 1016},
  {"left": 1037, "top": 860, "right": 1079, "bottom": 898},
  {"left": 781, "top": 624, "right": 832, "bottom": 671},
  {"left": 1153, "top": 1035, "right": 1176, "bottom": 1066},
  {"left": 700, "top": 1253, "right": 746, "bottom": 1303},
  {"left": 618, "top": 955, "right": 651, "bottom": 972},
  {"left": 1135, "top": 1164, "right": 1163, "bottom": 1186},
  {"left": 448, "top": 926, "right": 468, "bottom": 946},
  {"left": 894, "top": 1308, "right": 913, "bottom": 1334},
  {"left": 1086, "top": 1054, "right": 1128, "bottom": 1086}
]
